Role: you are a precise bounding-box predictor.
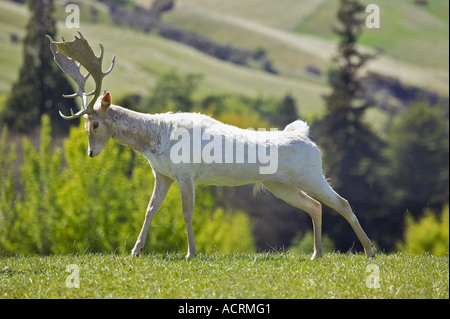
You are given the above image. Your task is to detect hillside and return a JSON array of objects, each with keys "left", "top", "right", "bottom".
[
  {"left": 0, "top": 0, "right": 327, "bottom": 115},
  {"left": 162, "top": 0, "right": 449, "bottom": 95},
  {"left": 0, "top": 0, "right": 448, "bottom": 118}
]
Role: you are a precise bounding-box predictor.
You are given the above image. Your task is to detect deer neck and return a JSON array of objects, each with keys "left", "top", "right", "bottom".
[{"left": 106, "top": 105, "right": 164, "bottom": 156}]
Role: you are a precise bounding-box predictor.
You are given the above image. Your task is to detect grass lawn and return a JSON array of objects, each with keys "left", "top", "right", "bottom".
[{"left": 0, "top": 252, "right": 448, "bottom": 299}]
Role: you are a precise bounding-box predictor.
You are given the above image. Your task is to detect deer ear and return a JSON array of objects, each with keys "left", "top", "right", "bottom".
[{"left": 101, "top": 91, "right": 111, "bottom": 110}]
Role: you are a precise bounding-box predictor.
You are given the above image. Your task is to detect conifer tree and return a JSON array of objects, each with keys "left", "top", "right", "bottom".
[
  {"left": 314, "top": 0, "right": 384, "bottom": 249},
  {"left": 316, "top": 0, "right": 383, "bottom": 198},
  {"left": 0, "top": 0, "right": 76, "bottom": 133}
]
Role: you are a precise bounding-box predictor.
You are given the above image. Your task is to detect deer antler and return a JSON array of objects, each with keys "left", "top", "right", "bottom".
[{"left": 46, "top": 31, "right": 116, "bottom": 120}]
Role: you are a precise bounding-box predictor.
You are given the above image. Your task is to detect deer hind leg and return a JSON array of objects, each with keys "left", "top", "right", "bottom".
[
  {"left": 132, "top": 171, "right": 174, "bottom": 257},
  {"left": 302, "top": 176, "right": 374, "bottom": 258},
  {"left": 262, "top": 180, "right": 323, "bottom": 260}
]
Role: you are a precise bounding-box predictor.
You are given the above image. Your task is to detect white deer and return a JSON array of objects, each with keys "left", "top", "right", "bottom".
[{"left": 48, "top": 33, "right": 374, "bottom": 260}]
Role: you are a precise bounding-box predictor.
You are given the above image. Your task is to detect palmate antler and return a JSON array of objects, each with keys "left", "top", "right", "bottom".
[{"left": 46, "top": 31, "right": 116, "bottom": 119}]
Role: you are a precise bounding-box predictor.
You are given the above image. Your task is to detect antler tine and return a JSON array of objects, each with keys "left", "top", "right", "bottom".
[
  {"left": 58, "top": 92, "right": 89, "bottom": 120},
  {"left": 104, "top": 55, "right": 116, "bottom": 76},
  {"left": 96, "top": 39, "right": 117, "bottom": 77},
  {"left": 47, "top": 32, "right": 116, "bottom": 120},
  {"left": 47, "top": 35, "right": 90, "bottom": 119}
]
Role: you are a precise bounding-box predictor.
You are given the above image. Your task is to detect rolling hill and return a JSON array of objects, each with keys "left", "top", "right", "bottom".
[
  {"left": 162, "top": 0, "right": 449, "bottom": 95},
  {"left": 0, "top": 0, "right": 448, "bottom": 118}
]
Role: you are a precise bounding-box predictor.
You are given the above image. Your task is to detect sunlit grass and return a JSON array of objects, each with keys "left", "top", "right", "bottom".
[{"left": 1, "top": 252, "right": 448, "bottom": 299}]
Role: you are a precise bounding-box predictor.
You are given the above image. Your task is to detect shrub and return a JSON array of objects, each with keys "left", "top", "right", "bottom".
[
  {"left": 0, "top": 116, "right": 255, "bottom": 255},
  {"left": 0, "top": 126, "right": 17, "bottom": 253},
  {"left": 397, "top": 205, "right": 449, "bottom": 256},
  {"left": 15, "top": 115, "right": 64, "bottom": 254}
]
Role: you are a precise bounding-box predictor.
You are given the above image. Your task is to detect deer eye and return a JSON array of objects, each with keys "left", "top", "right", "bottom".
[{"left": 92, "top": 122, "right": 99, "bottom": 132}]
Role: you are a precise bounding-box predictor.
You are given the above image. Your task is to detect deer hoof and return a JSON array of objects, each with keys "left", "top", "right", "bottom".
[{"left": 131, "top": 249, "right": 141, "bottom": 257}]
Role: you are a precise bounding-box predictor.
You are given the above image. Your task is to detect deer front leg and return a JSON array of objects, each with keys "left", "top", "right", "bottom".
[
  {"left": 177, "top": 175, "right": 196, "bottom": 259},
  {"left": 131, "top": 172, "right": 173, "bottom": 257}
]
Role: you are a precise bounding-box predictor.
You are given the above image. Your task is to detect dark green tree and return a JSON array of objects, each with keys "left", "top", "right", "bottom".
[
  {"left": 138, "top": 71, "right": 202, "bottom": 113},
  {"left": 0, "top": 0, "right": 76, "bottom": 134},
  {"left": 385, "top": 103, "right": 449, "bottom": 214},
  {"left": 373, "top": 103, "right": 449, "bottom": 250},
  {"left": 271, "top": 94, "right": 299, "bottom": 129},
  {"left": 313, "top": 0, "right": 384, "bottom": 249}
]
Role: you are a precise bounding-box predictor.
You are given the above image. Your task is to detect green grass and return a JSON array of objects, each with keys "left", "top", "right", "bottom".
[{"left": 1, "top": 252, "right": 448, "bottom": 298}]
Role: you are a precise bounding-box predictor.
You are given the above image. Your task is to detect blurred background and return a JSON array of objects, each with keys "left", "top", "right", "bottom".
[{"left": 0, "top": 0, "right": 448, "bottom": 256}]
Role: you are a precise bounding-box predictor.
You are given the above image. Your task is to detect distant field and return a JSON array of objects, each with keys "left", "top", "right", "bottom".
[
  {"left": 0, "top": 0, "right": 328, "bottom": 115},
  {"left": 0, "top": 1, "right": 27, "bottom": 94},
  {"left": 165, "top": 0, "right": 449, "bottom": 69},
  {"left": 0, "top": 0, "right": 448, "bottom": 120},
  {"left": 296, "top": 0, "right": 449, "bottom": 68},
  {"left": 0, "top": 252, "right": 448, "bottom": 299},
  {"left": 164, "top": 0, "right": 449, "bottom": 94}
]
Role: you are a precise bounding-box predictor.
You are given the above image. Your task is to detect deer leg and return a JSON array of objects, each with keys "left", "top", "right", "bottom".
[
  {"left": 303, "top": 177, "right": 374, "bottom": 258},
  {"left": 262, "top": 180, "right": 323, "bottom": 260},
  {"left": 327, "top": 193, "right": 374, "bottom": 258},
  {"left": 177, "top": 175, "right": 197, "bottom": 259},
  {"left": 131, "top": 171, "right": 173, "bottom": 257}
]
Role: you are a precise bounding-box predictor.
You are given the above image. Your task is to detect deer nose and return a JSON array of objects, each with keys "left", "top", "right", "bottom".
[{"left": 88, "top": 150, "right": 93, "bottom": 157}]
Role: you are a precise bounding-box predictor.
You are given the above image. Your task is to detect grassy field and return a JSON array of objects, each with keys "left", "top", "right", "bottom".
[
  {"left": 165, "top": 0, "right": 449, "bottom": 69},
  {"left": 0, "top": 252, "right": 448, "bottom": 299},
  {"left": 164, "top": 0, "right": 449, "bottom": 94}
]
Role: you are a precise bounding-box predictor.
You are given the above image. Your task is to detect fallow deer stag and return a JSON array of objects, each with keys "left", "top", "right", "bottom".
[{"left": 48, "top": 32, "right": 374, "bottom": 260}]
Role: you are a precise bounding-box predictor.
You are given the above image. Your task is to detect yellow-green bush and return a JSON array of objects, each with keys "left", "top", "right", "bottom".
[
  {"left": 0, "top": 116, "right": 254, "bottom": 255},
  {"left": 397, "top": 205, "right": 449, "bottom": 256}
]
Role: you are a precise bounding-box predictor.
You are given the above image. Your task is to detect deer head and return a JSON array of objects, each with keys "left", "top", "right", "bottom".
[{"left": 47, "top": 32, "right": 116, "bottom": 156}]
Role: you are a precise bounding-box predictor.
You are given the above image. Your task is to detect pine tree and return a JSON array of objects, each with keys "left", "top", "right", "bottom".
[
  {"left": 314, "top": 0, "right": 384, "bottom": 249},
  {"left": 316, "top": 0, "right": 383, "bottom": 197},
  {"left": 0, "top": 0, "right": 76, "bottom": 134}
]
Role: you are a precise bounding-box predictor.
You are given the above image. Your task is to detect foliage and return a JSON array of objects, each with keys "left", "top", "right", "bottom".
[
  {"left": 398, "top": 205, "right": 449, "bottom": 256},
  {"left": 270, "top": 93, "right": 299, "bottom": 129},
  {"left": 0, "top": 126, "right": 16, "bottom": 252},
  {"left": 0, "top": 0, "right": 76, "bottom": 134},
  {"left": 135, "top": 71, "right": 278, "bottom": 129},
  {"left": 137, "top": 71, "right": 203, "bottom": 113},
  {"left": 0, "top": 253, "right": 448, "bottom": 298},
  {"left": 12, "top": 115, "right": 63, "bottom": 254},
  {"left": 383, "top": 103, "right": 449, "bottom": 212},
  {"left": 0, "top": 116, "right": 254, "bottom": 255},
  {"left": 135, "top": 69, "right": 289, "bottom": 130},
  {"left": 372, "top": 103, "right": 449, "bottom": 249}
]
